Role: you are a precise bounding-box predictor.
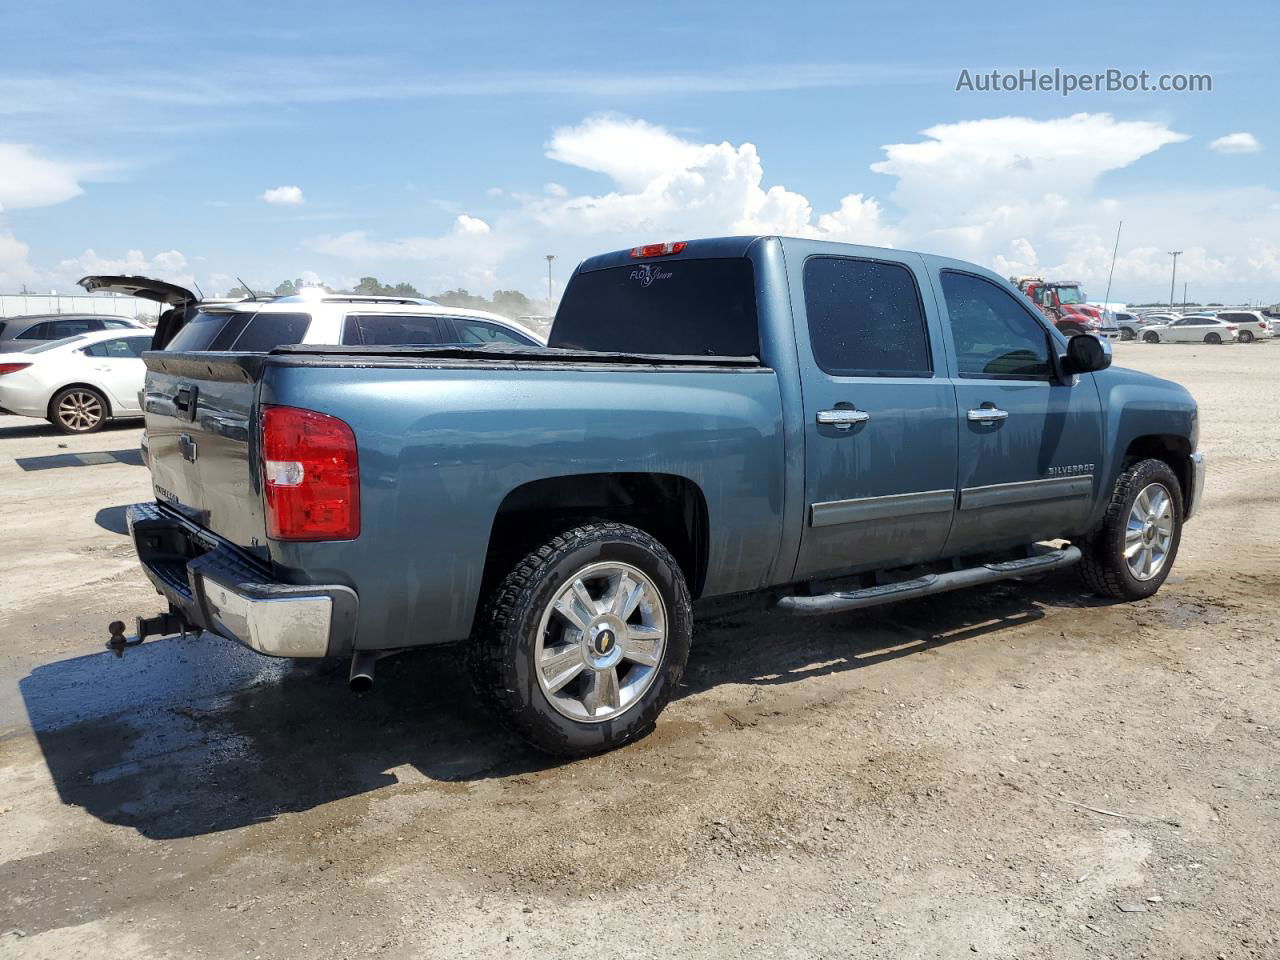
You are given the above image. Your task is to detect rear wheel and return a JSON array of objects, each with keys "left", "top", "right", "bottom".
[
  {"left": 1120, "top": 328, "right": 1136, "bottom": 341},
  {"left": 1142, "top": 331, "right": 1160, "bottom": 343},
  {"left": 1204, "top": 333, "right": 1222, "bottom": 345},
  {"left": 1079, "top": 458, "right": 1183, "bottom": 601},
  {"left": 49, "top": 386, "right": 108, "bottom": 434},
  {"left": 469, "top": 522, "right": 693, "bottom": 756},
  {"left": 1239, "top": 330, "right": 1255, "bottom": 344}
]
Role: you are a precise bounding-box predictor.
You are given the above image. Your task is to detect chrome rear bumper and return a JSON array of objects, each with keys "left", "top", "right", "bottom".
[{"left": 127, "top": 502, "right": 357, "bottom": 657}]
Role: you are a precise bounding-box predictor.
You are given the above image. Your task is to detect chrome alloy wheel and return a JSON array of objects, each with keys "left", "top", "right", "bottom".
[
  {"left": 534, "top": 561, "right": 667, "bottom": 722},
  {"left": 57, "top": 390, "right": 104, "bottom": 431},
  {"left": 1126, "top": 482, "right": 1175, "bottom": 581}
]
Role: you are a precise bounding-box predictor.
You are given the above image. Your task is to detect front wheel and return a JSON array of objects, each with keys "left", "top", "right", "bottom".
[
  {"left": 1204, "top": 333, "right": 1222, "bottom": 345},
  {"left": 1079, "top": 458, "right": 1183, "bottom": 601},
  {"left": 1142, "top": 331, "right": 1160, "bottom": 343},
  {"left": 469, "top": 522, "right": 693, "bottom": 756},
  {"left": 49, "top": 386, "right": 108, "bottom": 434}
]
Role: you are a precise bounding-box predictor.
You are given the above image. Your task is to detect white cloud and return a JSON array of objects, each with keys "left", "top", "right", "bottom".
[
  {"left": 870, "top": 113, "right": 1189, "bottom": 257},
  {"left": 0, "top": 143, "right": 88, "bottom": 211},
  {"left": 297, "top": 112, "right": 1277, "bottom": 303},
  {"left": 454, "top": 214, "right": 490, "bottom": 235},
  {"left": 53, "top": 248, "right": 196, "bottom": 291},
  {"left": 1208, "top": 132, "right": 1261, "bottom": 154},
  {"left": 0, "top": 230, "right": 37, "bottom": 289},
  {"left": 261, "top": 184, "right": 305, "bottom": 206}
]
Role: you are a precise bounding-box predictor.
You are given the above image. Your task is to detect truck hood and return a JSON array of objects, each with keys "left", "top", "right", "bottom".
[
  {"left": 78, "top": 275, "right": 197, "bottom": 306},
  {"left": 1063, "top": 304, "right": 1104, "bottom": 323}
]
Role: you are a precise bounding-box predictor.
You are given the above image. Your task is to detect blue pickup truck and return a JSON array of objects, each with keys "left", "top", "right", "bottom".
[{"left": 121, "top": 236, "right": 1204, "bottom": 755}]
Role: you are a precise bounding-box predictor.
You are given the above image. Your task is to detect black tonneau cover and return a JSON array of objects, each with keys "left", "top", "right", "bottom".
[{"left": 142, "top": 343, "right": 764, "bottom": 383}]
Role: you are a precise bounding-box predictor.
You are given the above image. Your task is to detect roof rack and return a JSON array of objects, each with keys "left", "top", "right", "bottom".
[{"left": 319, "top": 295, "right": 435, "bottom": 305}]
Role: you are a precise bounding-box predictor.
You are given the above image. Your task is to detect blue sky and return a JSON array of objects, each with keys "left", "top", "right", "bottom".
[{"left": 1, "top": 0, "right": 1277, "bottom": 304}]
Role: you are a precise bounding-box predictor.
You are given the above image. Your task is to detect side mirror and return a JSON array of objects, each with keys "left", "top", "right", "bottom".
[{"left": 1062, "top": 333, "right": 1112, "bottom": 375}]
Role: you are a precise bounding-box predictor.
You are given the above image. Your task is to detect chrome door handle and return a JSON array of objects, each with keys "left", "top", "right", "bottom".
[
  {"left": 967, "top": 406, "right": 1010, "bottom": 422},
  {"left": 816, "top": 408, "right": 871, "bottom": 429}
]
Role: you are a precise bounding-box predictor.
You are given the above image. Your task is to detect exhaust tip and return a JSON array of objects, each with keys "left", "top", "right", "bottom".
[
  {"left": 349, "top": 674, "right": 373, "bottom": 694},
  {"left": 348, "top": 651, "right": 376, "bottom": 694}
]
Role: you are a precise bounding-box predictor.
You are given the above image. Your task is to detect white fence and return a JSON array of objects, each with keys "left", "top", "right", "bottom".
[{"left": 0, "top": 293, "right": 160, "bottom": 324}]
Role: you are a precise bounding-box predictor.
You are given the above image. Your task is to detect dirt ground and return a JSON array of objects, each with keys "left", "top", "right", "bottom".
[{"left": 0, "top": 342, "right": 1276, "bottom": 959}]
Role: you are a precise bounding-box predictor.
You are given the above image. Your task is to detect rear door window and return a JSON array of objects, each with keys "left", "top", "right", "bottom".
[
  {"left": 450, "top": 318, "right": 536, "bottom": 346},
  {"left": 342, "top": 314, "right": 446, "bottom": 346},
  {"left": 802, "top": 256, "right": 932, "bottom": 377},
  {"left": 85, "top": 336, "right": 151, "bottom": 359},
  {"left": 50, "top": 318, "right": 103, "bottom": 338},
  {"left": 16, "top": 322, "right": 51, "bottom": 340},
  {"left": 551, "top": 257, "right": 759, "bottom": 357}
]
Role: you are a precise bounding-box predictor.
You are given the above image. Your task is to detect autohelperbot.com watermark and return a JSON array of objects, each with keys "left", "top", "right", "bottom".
[{"left": 955, "top": 67, "right": 1212, "bottom": 96}]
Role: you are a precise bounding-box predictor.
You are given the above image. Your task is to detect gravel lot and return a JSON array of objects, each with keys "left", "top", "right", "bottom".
[{"left": 1, "top": 342, "right": 1276, "bottom": 959}]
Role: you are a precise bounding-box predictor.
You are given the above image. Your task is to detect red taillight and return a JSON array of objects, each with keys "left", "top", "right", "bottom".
[
  {"left": 0, "top": 362, "right": 32, "bottom": 375},
  {"left": 260, "top": 405, "right": 360, "bottom": 541},
  {"left": 1224, "top": 324, "right": 1237, "bottom": 331},
  {"left": 629, "top": 241, "right": 688, "bottom": 258}
]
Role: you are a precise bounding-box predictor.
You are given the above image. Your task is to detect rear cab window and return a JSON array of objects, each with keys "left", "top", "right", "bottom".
[
  {"left": 165, "top": 309, "right": 311, "bottom": 352},
  {"left": 550, "top": 258, "right": 759, "bottom": 357}
]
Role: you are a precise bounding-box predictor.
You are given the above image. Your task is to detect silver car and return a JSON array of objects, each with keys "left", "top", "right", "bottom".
[{"left": 0, "top": 313, "right": 146, "bottom": 353}]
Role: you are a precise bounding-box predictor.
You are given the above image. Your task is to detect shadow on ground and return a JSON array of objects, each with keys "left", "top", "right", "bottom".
[
  {"left": 19, "top": 576, "right": 1106, "bottom": 840},
  {"left": 93, "top": 504, "right": 131, "bottom": 535},
  {"left": 0, "top": 420, "right": 140, "bottom": 441}
]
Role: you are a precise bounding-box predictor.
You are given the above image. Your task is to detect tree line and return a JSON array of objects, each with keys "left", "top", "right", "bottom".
[{"left": 223, "top": 277, "right": 545, "bottom": 319}]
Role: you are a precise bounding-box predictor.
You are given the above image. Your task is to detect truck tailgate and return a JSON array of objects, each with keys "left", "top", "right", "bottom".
[{"left": 142, "top": 352, "right": 269, "bottom": 553}]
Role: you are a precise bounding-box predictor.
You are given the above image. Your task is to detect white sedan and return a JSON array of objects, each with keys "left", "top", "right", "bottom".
[
  {"left": 0, "top": 329, "right": 152, "bottom": 433},
  {"left": 1139, "top": 315, "right": 1240, "bottom": 344}
]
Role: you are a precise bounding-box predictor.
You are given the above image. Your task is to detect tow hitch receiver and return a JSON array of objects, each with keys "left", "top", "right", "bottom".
[{"left": 106, "top": 610, "right": 193, "bottom": 657}]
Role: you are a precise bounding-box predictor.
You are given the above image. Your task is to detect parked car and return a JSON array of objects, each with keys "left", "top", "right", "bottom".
[
  {"left": 1140, "top": 315, "right": 1240, "bottom": 344},
  {"left": 0, "top": 313, "right": 146, "bottom": 353},
  {"left": 1213, "top": 310, "right": 1272, "bottom": 343},
  {"left": 79, "top": 276, "right": 543, "bottom": 352},
  {"left": 117, "top": 236, "right": 1203, "bottom": 756},
  {"left": 1114, "top": 312, "right": 1149, "bottom": 341},
  {"left": 0, "top": 329, "right": 153, "bottom": 433}
]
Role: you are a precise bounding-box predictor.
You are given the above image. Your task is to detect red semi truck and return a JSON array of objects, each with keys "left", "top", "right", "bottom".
[{"left": 1010, "top": 277, "right": 1116, "bottom": 338}]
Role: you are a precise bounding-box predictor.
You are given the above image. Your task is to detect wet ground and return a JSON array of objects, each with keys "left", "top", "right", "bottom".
[{"left": 1, "top": 342, "right": 1277, "bottom": 959}]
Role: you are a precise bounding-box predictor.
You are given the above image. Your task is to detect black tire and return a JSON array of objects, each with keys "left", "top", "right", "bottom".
[
  {"left": 1238, "top": 330, "right": 1254, "bottom": 344},
  {"left": 48, "top": 386, "right": 109, "bottom": 434},
  {"left": 1079, "top": 458, "right": 1184, "bottom": 601},
  {"left": 1120, "top": 328, "right": 1136, "bottom": 341},
  {"left": 1142, "top": 331, "right": 1160, "bottom": 343},
  {"left": 1204, "top": 333, "right": 1222, "bottom": 345},
  {"left": 468, "top": 522, "right": 693, "bottom": 757}
]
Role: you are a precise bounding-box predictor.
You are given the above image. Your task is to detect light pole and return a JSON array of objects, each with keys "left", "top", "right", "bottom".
[
  {"left": 545, "top": 255, "right": 557, "bottom": 310},
  {"left": 1167, "top": 251, "right": 1182, "bottom": 312}
]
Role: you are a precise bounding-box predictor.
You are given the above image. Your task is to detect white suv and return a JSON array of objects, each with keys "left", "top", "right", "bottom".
[
  {"left": 1213, "top": 310, "right": 1272, "bottom": 343},
  {"left": 78, "top": 276, "right": 543, "bottom": 352}
]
